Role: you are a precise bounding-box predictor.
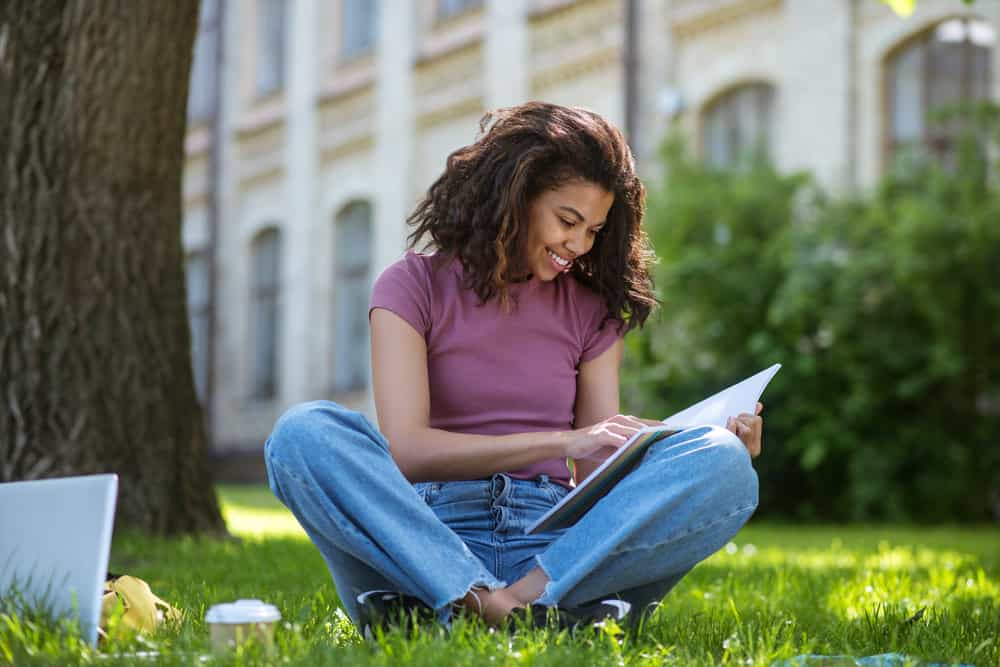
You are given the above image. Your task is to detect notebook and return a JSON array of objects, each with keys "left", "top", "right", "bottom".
[
  {"left": 526, "top": 364, "right": 781, "bottom": 534},
  {"left": 0, "top": 474, "right": 118, "bottom": 646}
]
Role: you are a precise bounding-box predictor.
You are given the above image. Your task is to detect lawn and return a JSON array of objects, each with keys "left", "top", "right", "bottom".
[{"left": 2, "top": 485, "right": 998, "bottom": 666}]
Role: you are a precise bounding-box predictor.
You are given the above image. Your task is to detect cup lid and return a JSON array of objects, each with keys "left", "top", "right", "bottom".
[{"left": 205, "top": 599, "right": 281, "bottom": 624}]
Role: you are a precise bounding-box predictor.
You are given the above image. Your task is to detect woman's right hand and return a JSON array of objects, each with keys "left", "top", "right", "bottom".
[{"left": 565, "top": 414, "right": 656, "bottom": 461}]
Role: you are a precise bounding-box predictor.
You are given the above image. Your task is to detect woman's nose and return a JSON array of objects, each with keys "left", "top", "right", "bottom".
[{"left": 565, "top": 230, "right": 589, "bottom": 256}]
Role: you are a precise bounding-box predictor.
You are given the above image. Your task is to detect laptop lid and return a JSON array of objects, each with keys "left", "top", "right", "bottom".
[{"left": 0, "top": 474, "right": 118, "bottom": 646}]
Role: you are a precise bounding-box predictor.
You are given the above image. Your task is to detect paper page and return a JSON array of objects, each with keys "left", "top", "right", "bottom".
[{"left": 660, "top": 363, "right": 781, "bottom": 431}]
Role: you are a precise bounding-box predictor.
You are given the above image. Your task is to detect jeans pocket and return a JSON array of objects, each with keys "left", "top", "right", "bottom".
[{"left": 540, "top": 479, "right": 569, "bottom": 505}]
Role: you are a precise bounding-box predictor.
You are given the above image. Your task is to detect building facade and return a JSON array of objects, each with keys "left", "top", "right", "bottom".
[{"left": 182, "top": 0, "right": 997, "bottom": 474}]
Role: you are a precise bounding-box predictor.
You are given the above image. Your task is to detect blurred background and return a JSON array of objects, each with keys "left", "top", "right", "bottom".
[{"left": 181, "top": 0, "right": 999, "bottom": 522}]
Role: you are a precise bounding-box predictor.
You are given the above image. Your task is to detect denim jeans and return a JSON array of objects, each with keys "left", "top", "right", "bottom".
[{"left": 264, "top": 400, "right": 758, "bottom": 626}]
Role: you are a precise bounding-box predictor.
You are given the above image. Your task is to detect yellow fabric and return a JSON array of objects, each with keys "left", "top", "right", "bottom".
[{"left": 99, "top": 575, "right": 182, "bottom": 638}]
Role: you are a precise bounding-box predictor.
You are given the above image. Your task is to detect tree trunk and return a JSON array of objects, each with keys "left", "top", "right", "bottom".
[{"left": 0, "top": 0, "right": 226, "bottom": 534}]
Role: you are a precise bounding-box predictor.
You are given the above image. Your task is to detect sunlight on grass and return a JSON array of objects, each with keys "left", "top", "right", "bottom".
[
  {"left": 3, "top": 514, "right": 996, "bottom": 666},
  {"left": 217, "top": 484, "right": 307, "bottom": 539}
]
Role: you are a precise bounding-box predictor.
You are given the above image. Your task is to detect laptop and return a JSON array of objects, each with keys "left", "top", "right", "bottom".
[{"left": 0, "top": 474, "right": 118, "bottom": 646}]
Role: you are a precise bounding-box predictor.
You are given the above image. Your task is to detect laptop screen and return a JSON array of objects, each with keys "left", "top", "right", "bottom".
[{"left": 0, "top": 474, "right": 118, "bottom": 646}]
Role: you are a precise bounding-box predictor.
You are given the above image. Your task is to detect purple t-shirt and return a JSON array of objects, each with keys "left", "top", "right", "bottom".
[{"left": 369, "top": 251, "right": 621, "bottom": 486}]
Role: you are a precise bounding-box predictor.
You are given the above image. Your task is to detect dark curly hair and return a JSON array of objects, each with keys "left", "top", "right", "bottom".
[{"left": 407, "top": 101, "right": 658, "bottom": 332}]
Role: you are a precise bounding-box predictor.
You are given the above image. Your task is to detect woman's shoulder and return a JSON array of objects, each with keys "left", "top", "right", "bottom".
[
  {"left": 376, "top": 250, "right": 440, "bottom": 282},
  {"left": 373, "top": 250, "right": 462, "bottom": 298}
]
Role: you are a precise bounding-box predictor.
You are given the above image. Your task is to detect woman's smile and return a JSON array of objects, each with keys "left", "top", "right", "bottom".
[{"left": 546, "top": 248, "right": 573, "bottom": 273}]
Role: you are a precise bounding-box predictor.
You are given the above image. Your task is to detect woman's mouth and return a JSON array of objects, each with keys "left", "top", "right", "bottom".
[{"left": 547, "top": 248, "right": 572, "bottom": 272}]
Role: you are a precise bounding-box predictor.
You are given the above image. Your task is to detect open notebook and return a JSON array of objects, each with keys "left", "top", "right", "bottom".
[{"left": 526, "top": 364, "right": 781, "bottom": 534}]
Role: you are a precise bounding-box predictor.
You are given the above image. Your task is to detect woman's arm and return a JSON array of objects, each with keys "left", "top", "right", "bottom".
[{"left": 569, "top": 338, "right": 626, "bottom": 484}]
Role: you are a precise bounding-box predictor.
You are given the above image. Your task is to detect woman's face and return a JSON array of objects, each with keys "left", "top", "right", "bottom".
[{"left": 521, "top": 180, "right": 614, "bottom": 281}]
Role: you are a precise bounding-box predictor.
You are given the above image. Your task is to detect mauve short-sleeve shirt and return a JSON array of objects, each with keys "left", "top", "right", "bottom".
[{"left": 369, "top": 251, "right": 622, "bottom": 486}]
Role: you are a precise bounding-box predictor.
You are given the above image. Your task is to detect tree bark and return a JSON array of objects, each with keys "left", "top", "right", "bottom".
[{"left": 0, "top": 0, "right": 226, "bottom": 534}]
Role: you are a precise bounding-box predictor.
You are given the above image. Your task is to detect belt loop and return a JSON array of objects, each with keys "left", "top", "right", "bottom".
[{"left": 538, "top": 474, "right": 550, "bottom": 487}]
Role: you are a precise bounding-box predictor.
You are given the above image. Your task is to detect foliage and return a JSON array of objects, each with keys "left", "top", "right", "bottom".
[
  {"left": 882, "top": 0, "right": 976, "bottom": 18},
  {"left": 2, "top": 486, "right": 998, "bottom": 666},
  {"left": 624, "top": 103, "right": 1000, "bottom": 522}
]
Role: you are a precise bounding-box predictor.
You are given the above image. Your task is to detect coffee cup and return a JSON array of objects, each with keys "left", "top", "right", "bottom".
[{"left": 205, "top": 599, "right": 281, "bottom": 653}]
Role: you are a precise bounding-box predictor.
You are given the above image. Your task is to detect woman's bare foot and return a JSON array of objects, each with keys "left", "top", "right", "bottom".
[
  {"left": 456, "top": 587, "right": 521, "bottom": 625},
  {"left": 456, "top": 568, "right": 551, "bottom": 626}
]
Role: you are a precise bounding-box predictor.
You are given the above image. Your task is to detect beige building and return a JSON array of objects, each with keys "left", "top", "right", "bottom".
[{"left": 181, "top": 0, "right": 997, "bottom": 474}]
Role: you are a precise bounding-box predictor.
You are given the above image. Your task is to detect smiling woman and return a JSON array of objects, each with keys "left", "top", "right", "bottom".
[{"left": 262, "top": 102, "right": 765, "bottom": 637}]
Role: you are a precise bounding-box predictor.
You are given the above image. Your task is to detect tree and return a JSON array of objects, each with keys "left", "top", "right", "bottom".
[{"left": 0, "top": 1, "right": 225, "bottom": 534}]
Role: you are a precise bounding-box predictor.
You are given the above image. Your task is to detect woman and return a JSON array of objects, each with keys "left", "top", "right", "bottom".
[{"left": 264, "top": 102, "right": 762, "bottom": 634}]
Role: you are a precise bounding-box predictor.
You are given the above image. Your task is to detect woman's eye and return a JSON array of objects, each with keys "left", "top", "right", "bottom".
[{"left": 559, "top": 218, "right": 574, "bottom": 228}]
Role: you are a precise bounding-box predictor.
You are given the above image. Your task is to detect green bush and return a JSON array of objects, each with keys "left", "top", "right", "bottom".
[{"left": 625, "top": 105, "right": 1000, "bottom": 522}]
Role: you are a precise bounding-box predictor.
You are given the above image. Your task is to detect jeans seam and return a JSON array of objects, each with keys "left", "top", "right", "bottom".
[
  {"left": 265, "top": 449, "right": 311, "bottom": 487},
  {"left": 604, "top": 501, "right": 757, "bottom": 558}
]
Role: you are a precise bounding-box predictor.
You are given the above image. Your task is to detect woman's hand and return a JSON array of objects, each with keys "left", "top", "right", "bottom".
[
  {"left": 566, "top": 414, "right": 660, "bottom": 461},
  {"left": 726, "top": 402, "right": 764, "bottom": 458}
]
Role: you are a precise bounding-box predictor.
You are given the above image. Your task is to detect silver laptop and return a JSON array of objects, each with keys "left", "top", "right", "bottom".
[{"left": 0, "top": 474, "right": 117, "bottom": 646}]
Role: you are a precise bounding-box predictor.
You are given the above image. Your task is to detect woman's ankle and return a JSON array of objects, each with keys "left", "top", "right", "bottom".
[{"left": 458, "top": 587, "right": 521, "bottom": 626}]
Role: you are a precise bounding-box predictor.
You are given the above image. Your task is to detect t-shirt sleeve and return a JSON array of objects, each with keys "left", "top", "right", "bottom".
[
  {"left": 369, "top": 253, "right": 432, "bottom": 337},
  {"left": 580, "top": 296, "right": 623, "bottom": 362}
]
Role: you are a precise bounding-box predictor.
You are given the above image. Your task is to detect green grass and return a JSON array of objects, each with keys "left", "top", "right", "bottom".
[{"left": 2, "top": 485, "right": 998, "bottom": 666}]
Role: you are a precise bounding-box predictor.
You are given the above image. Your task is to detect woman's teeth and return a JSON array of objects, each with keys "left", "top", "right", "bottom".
[{"left": 548, "top": 249, "right": 571, "bottom": 268}]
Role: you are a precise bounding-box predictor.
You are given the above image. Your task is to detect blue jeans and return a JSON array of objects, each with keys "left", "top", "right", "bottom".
[{"left": 264, "top": 401, "right": 758, "bottom": 626}]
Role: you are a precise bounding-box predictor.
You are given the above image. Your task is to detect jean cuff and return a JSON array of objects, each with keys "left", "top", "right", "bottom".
[
  {"left": 531, "top": 554, "right": 561, "bottom": 606},
  {"left": 433, "top": 572, "right": 506, "bottom": 625}
]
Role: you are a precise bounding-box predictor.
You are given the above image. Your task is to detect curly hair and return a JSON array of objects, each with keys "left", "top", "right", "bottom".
[{"left": 407, "top": 101, "right": 658, "bottom": 332}]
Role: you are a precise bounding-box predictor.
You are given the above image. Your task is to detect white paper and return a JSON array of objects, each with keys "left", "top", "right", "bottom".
[{"left": 660, "top": 363, "right": 781, "bottom": 430}]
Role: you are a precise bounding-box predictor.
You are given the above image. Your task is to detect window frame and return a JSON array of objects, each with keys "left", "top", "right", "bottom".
[
  {"left": 339, "top": 0, "right": 377, "bottom": 62},
  {"left": 698, "top": 81, "right": 776, "bottom": 170},
  {"left": 882, "top": 17, "right": 994, "bottom": 171},
  {"left": 331, "top": 201, "right": 374, "bottom": 394},
  {"left": 255, "top": 0, "right": 287, "bottom": 99},
  {"left": 249, "top": 228, "right": 283, "bottom": 400}
]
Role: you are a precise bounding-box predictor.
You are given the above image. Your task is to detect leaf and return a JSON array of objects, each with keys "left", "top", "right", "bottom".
[{"left": 883, "top": 0, "right": 915, "bottom": 17}]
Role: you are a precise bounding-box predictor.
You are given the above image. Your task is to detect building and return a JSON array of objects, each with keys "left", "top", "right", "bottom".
[{"left": 181, "top": 0, "right": 997, "bottom": 477}]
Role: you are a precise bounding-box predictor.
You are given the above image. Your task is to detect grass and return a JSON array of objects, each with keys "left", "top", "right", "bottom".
[{"left": 1, "top": 485, "right": 998, "bottom": 666}]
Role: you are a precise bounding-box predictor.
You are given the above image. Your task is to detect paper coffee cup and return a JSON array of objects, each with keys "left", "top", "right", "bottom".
[{"left": 205, "top": 599, "right": 281, "bottom": 653}]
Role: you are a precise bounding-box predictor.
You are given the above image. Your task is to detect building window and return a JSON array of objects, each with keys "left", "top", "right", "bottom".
[
  {"left": 333, "top": 202, "right": 373, "bottom": 393},
  {"left": 886, "top": 18, "right": 994, "bottom": 167},
  {"left": 188, "top": 0, "right": 219, "bottom": 123},
  {"left": 256, "top": 0, "right": 287, "bottom": 98},
  {"left": 438, "top": 0, "right": 483, "bottom": 21},
  {"left": 185, "top": 252, "right": 210, "bottom": 402},
  {"left": 340, "top": 0, "right": 376, "bottom": 61},
  {"left": 251, "top": 228, "right": 282, "bottom": 399},
  {"left": 701, "top": 83, "right": 775, "bottom": 170}
]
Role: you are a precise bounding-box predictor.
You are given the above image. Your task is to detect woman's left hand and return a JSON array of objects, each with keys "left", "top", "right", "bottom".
[{"left": 726, "top": 402, "right": 763, "bottom": 458}]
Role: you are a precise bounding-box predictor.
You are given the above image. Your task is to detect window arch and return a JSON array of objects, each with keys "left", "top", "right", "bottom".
[
  {"left": 250, "top": 228, "right": 282, "bottom": 399},
  {"left": 700, "top": 83, "right": 776, "bottom": 169},
  {"left": 332, "top": 202, "right": 373, "bottom": 393},
  {"left": 885, "top": 17, "right": 994, "bottom": 166}
]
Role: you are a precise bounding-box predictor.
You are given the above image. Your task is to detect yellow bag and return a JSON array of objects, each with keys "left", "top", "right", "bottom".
[{"left": 99, "top": 574, "right": 182, "bottom": 639}]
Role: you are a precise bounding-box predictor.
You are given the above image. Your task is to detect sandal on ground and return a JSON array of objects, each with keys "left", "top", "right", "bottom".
[
  {"left": 506, "top": 598, "right": 631, "bottom": 634},
  {"left": 355, "top": 590, "right": 437, "bottom": 640}
]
